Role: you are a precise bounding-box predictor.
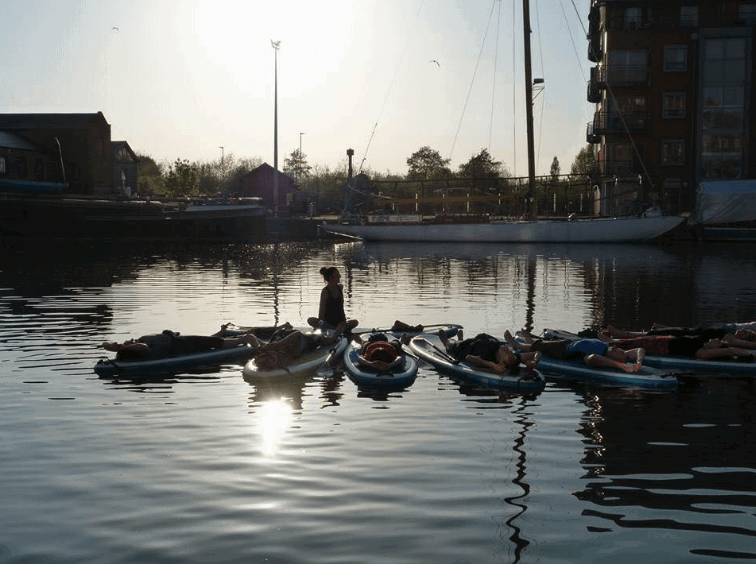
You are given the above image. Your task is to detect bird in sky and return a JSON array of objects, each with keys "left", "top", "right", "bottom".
[
  {"left": 111, "top": 26, "right": 119, "bottom": 31},
  {"left": 429, "top": 59, "right": 440, "bottom": 67},
  {"left": 271, "top": 40, "right": 281, "bottom": 49}
]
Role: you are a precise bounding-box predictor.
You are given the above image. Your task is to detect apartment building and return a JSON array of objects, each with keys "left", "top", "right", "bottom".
[{"left": 586, "top": 0, "right": 754, "bottom": 214}]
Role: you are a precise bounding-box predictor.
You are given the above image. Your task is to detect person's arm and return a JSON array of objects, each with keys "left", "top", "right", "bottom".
[
  {"left": 584, "top": 353, "right": 641, "bottom": 373},
  {"left": 521, "top": 351, "right": 541, "bottom": 370},
  {"left": 695, "top": 346, "right": 754, "bottom": 360},
  {"left": 722, "top": 334, "right": 756, "bottom": 349},
  {"left": 318, "top": 288, "right": 328, "bottom": 321},
  {"left": 465, "top": 355, "right": 506, "bottom": 374}
]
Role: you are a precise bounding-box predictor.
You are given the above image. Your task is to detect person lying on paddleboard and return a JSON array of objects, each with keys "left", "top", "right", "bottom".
[
  {"left": 307, "top": 267, "right": 359, "bottom": 334},
  {"left": 102, "top": 330, "right": 259, "bottom": 361},
  {"left": 598, "top": 323, "right": 756, "bottom": 345},
  {"left": 596, "top": 331, "right": 756, "bottom": 361},
  {"left": 246, "top": 322, "right": 348, "bottom": 371},
  {"left": 353, "top": 333, "right": 412, "bottom": 372},
  {"left": 504, "top": 330, "right": 644, "bottom": 373},
  {"left": 439, "top": 330, "right": 541, "bottom": 375}
]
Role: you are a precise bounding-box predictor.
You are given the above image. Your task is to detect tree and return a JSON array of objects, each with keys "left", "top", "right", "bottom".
[
  {"left": 550, "top": 156, "right": 561, "bottom": 181},
  {"left": 283, "top": 148, "right": 311, "bottom": 183},
  {"left": 164, "top": 158, "right": 200, "bottom": 197},
  {"left": 570, "top": 146, "right": 597, "bottom": 176},
  {"left": 136, "top": 153, "right": 166, "bottom": 196},
  {"left": 458, "top": 148, "right": 504, "bottom": 178},
  {"left": 406, "top": 146, "right": 451, "bottom": 181}
]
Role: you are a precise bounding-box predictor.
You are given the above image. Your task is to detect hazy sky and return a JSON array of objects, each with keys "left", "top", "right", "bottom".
[{"left": 3, "top": 0, "right": 593, "bottom": 177}]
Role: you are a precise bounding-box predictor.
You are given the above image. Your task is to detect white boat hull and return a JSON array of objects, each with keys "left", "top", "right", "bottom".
[{"left": 321, "top": 215, "right": 685, "bottom": 243}]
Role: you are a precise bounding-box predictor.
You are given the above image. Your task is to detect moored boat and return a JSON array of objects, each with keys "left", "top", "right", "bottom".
[{"left": 321, "top": 212, "right": 684, "bottom": 243}]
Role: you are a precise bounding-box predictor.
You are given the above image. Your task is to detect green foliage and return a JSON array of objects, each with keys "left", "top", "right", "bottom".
[
  {"left": 458, "top": 148, "right": 505, "bottom": 179},
  {"left": 550, "top": 156, "right": 561, "bottom": 181},
  {"left": 136, "top": 153, "right": 166, "bottom": 196},
  {"left": 283, "top": 148, "right": 311, "bottom": 182},
  {"left": 570, "top": 145, "right": 597, "bottom": 176},
  {"left": 164, "top": 159, "right": 200, "bottom": 197},
  {"left": 406, "top": 146, "right": 451, "bottom": 180}
]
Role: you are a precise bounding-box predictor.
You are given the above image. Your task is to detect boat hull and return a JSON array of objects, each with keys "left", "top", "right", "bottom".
[{"left": 321, "top": 215, "right": 685, "bottom": 243}]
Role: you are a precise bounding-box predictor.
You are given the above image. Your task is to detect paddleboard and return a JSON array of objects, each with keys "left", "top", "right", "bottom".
[{"left": 408, "top": 336, "right": 546, "bottom": 391}]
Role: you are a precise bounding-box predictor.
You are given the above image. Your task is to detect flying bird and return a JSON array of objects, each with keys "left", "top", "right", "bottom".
[
  {"left": 111, "top": 26, "right": 119, "bottom": 31},
  {"left": 429, "top": 59, "right": 440, "bottom": 67}
]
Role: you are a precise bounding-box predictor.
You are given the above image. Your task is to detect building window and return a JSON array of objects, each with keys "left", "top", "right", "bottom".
[
  {"left": 662, "top": 140, "right": 685, "bottom": 165},
  {"left": 739, "top": 4, "right": 756, "bottom": 24},
  {"left": 608, "top": 50, "right": 647, "bottom": 83},
  {"left": 625, "top": 7, "right": 642, "bottom": 27},
  {"left": 0, "top": 157, "right": 5, "bottom": 174},
  {"left": 663, "top": 92, "right": 686, "bottom": 118},
  {"left": 664, "top": 45, "right": 687, "bottom": 72},
  {"left": 680, "top": 6, "right": 698, "bottom": 26}
]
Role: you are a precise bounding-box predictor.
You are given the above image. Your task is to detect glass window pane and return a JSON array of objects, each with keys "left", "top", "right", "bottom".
[
  {"left": 703, "top": 87, "right": 722, "bottom": 107},
  {"left": 726, "top": 38, "right": 746, "bottom": 59},
  {"left": 723, "top": 87, "right": 744, "bottom": 107},
  {"left": 723, "top": 61, "right": 745, "bottom": 82},
  {"left": 706, "top": 39, "right": 724, "bottom": 60}
]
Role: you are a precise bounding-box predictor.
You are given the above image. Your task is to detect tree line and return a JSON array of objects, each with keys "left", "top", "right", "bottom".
[{"left": 136, "top": 145, "right": 596, "bottom": 215}]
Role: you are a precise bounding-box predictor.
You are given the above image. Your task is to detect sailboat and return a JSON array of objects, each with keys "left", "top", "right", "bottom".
[{"left": 321, "top": 0, "right": 685, "bottom": 244}]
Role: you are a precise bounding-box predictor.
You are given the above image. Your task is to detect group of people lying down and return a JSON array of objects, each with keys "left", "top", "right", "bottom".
[
  {"left": 101, "top": 320, "right": 425, "bottom": 372},
  {"left": 437, "top": 321, "right": 756, "bottom": 375},
  {"left": 102, "top": 320, "right": 756, "bottom": 375}
]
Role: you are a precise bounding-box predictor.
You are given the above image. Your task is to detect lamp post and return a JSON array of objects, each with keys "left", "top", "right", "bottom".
[
  {"left": 271, "top": 40, "right": 281, "bottom": 217},
  {"left": 299, "top": 132, "right": 305, "bottom": 184}
]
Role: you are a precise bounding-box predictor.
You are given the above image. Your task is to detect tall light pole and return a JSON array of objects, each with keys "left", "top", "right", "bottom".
[
  {"left": 219, "top": 146, "right": 224, "bottom": 193},
  {"left": 271, "top": 40, "right": 281, "bottom": 217},
  {"left": 299, "top": 132, "right": 305, "bottom": 184}
]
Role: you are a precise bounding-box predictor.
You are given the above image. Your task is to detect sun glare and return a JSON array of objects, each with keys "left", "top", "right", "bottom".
[{"left": 259, "top": 399, "right": 294, "bottom": 458}]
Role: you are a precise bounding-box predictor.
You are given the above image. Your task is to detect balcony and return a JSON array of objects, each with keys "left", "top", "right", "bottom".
[
  {"left": 586, "top": 122, "right": 600, "bottom": 144},
  {"left": 587, "top": 70, "right": 601, "bottom": 103},
  {"left": 593, "top": 65, "right": 649, "bottom": 87},
  {"left": 593, "top": 111, "right": 650, "bottom": 135},
  {"left": 600, "top": 159, "right": 641, "bottom": 177}
]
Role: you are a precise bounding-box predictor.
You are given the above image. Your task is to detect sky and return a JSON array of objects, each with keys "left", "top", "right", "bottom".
[{"left": 2, "top": 0, "right": 593, "bottom": 177}]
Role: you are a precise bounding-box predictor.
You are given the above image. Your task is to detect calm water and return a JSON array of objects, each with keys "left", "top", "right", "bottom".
[{"left": 2, "top": 238, "right": 756, "bottom": 564}]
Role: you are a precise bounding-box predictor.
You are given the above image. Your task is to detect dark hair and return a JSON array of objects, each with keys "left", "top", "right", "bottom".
[{"left": 320, "top": 266, "right": 339, "bottom": 281}]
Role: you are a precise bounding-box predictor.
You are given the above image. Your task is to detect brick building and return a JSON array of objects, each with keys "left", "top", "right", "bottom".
[
  {"left": 586, "top": 0, "right": 755, "bottom": 214},
  {"left": 0, "top": 112, "right": 114, "bottom": 195}
]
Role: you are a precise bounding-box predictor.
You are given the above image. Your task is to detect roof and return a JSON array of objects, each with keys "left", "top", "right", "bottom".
[
  {"left": 112, "top": 140, "right": 138, "bottom": 161},
  {"left": 0, "top": 130, "right": 38, "bottom": 151},
  {"left": 0, "top": 112, "right": 109, "bottom": 130}
]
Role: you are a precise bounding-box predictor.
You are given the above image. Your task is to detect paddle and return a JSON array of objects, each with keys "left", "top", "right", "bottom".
[
  {"left": 317, "top": 335, "right": 347, "bottom": 370},
  {"left": 414, "top": 336, "right": 461, "bottom": 365},
  {"left": 352, "top": 323, "right": 462, "bottom": 337}
]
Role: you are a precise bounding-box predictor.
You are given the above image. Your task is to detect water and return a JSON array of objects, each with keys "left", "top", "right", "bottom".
[{"left": 2, "top": 239, "right": 756, "bottom": 564}]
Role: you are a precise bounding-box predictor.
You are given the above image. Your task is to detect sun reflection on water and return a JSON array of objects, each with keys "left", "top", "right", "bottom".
[{"left": 259, "top": 399, "right": 294, "bottom": 458}]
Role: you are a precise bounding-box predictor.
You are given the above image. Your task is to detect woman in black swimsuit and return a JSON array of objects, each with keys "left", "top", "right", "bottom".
[{"left": 307, "top": 266, "right": 359, "bottom": 333}]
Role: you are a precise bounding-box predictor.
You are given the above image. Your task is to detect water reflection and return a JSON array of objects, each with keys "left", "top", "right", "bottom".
[
  {"left": 258, "top": 400, "right": 294, "bottom": 458},
  {"left": 334, "top": 241, "right": 756, "bottom": 332},
  {"left": 572, "top": 380, "right": 756, "bottom": 558}
]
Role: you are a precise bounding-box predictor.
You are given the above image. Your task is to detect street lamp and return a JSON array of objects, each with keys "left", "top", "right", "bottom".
[
  {"left": 271, "top": 40, "right": 280, "bottom": 217},
  {"left": 299, "top": 132, "right": 305, "bottom": 184}
]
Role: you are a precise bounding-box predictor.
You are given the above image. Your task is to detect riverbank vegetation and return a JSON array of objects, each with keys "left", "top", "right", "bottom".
[{"left": 137, "top": 144, "right": 596, "bottom": 216}]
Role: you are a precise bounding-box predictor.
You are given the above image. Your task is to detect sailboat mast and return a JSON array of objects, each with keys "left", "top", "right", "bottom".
[{"left": 522, "top": 0, "right": 537, "bottom": 219}]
